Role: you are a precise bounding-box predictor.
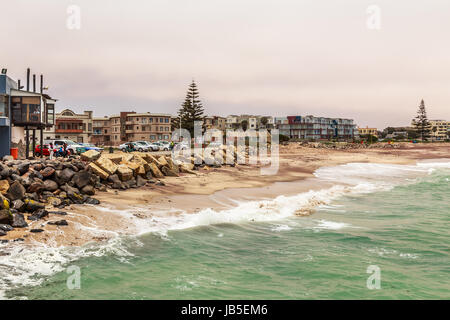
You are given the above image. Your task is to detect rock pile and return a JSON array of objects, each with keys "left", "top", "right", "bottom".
[
  {"left": 0, "top": 147, "right": 242, "bottom": 239},
  {"left": 296, "top": 141, "right": 402, "bottom": 150}
]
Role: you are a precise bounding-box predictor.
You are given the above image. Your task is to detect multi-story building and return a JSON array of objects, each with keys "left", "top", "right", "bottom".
[
  {"left": 358, "top": 126, "right": 379, "bottom": 137},
  {"left": 225, "top": 115, "right": 274, "bottom": 130},
  {"left": 91, "top": 112, "right": 172, "bottom": 146},
  {"left": 205, "top": 116, "right": 226, "bottom": 131},
  {"left": 1, "top": 69, "right": 56, "bottom": 158},
  {"left": 226, "top": 115, "right": 240, "bottom": 129},
  {"left": 278, "top": 115, "right": 358, "bottom": 140},
  {"left": 44, "top": 109, "right": 93, "bottom": 143},
  {"left": 429, "top": 120, "right": 449, "bottom": 141}
]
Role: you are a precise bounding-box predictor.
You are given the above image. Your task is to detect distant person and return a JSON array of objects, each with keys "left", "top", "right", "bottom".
[
  {"left": 49, "top": 143, "right": 54, "bottom": 160},
  {"left": 63, "top": 143, "right": 68, "bottom": 157},
  {"left": 170, "top": 141, "right": 174, "bottom": 150}
]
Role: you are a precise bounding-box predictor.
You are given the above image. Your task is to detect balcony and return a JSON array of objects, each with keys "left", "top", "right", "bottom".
[{"left": 55, "top": 128, "right": 83, "bottom": 134}]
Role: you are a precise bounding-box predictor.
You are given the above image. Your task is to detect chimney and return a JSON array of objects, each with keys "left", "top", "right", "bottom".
[
  {"left": 40, "top": 74, "right": 43, "bottom": 94},
  {"left": 33, "top": 74, "right": 36, "bottom": 92},
  {"left": 26, "top": 68, "right": 30, "bottom": 91}
]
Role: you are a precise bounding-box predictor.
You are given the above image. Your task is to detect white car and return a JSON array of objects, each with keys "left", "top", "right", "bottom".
[
  {"left": 119, "top": 142, "right": 151, "bottom": 152},
  {"left": 137, "top": 141, "right": 159, "bottom": 151}
]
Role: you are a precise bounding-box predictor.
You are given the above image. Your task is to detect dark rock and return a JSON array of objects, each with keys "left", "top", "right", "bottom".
[
  {"left": 27, "top": 181, "right": 44, "bottom": 194},
  {"left": 156, "top": 181, "right": 165, "bottom": 186},
  {"left": 31, "top": 171, "right": 43, "bottom": 180},
  {"left": 60, "top": 184, "right": 79, "bottom": 194},
  {"left": 0, "top": 209, "right": 12, "bottom": 224},
  {"left": 48, "top": 211, "right": 67, "bottom": 216},
  {"left": 11, "top": 213, "right": 28, "bottom": 228},
  {"left": 30, "top": 229, "right": 44, "bottom": 233},
  {"left": 0, "top": 224, "right": 13, "bottom": 231},
  {"left": 7, "top": 181, "right": 26, "bottom": 201},
  {"left": 24, "top": 199, "right": 45, "bottom": 212},
  {"left": 72, "top": 170, "right": 91, "bottom": 189},
  {"left": 145, "top": 171, "right": 153, "bottom": 180},
  {"left": 40, "top": 167, "right": 55, "bottom": 178},
  {"left": 17, "top": 162, "right": 30, "bottom": 175},
  {"left": 67, "top": 191, "right": 84, "bottom": 204},
  {"left": 60, "top": 168, "right": 75, "bottom": 183},
  {"left": 43, "top": 180, "right": 58, "bottom": 192},
  {"left": 1, "top": 239, "right": 8, "bottom": 243},
  {"left": 0, "top": 230, "right": 6, "bottom": 236},
  {"left": 32, "top": 163, "right": 43, "bottom": 171},
  {"left": 12, "top": 199, "right": 25, "bottom": 212},
  {"left": 81, "top": 185, "right": 95, "bottom": 195},
  {"left": 0, "top": 209, "right": 11, "bottom": 223},
  {"left": 84, "top": 197, "right": 100, "bottom": 205},
  {"left": 13, "top": 238, "right": 25, "bottom": 242},
  {"left": 136, "top": 175, "right": 147, "bottom": 187},
  {"left": 108, "top": 174, "right": 120, "bottom": 184},
  {"left": 28, "top": 209, "right": 49, "bottom": 221},
  {"left": 48, "top": 220, "right": 68, "bottom": 226}
]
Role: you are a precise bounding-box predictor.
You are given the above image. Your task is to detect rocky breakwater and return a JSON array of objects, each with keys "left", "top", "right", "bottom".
[{"left": 0, "top": 147, "right": 243, "bottom": 242}]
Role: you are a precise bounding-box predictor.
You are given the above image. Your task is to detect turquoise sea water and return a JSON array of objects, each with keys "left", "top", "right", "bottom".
[{"left": 2, "top": 162, "right": 450, "bottom": 299}]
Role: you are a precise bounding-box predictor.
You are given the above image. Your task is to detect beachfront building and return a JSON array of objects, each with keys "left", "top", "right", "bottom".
[
  {"left": 429, "top": 120, "right": 449, "bottom": 141},
  {"left": 278, "top": 115, "right": 358, "bottom": 140},
  {"left": 226, "top": 115, "right": 274, "bottom": 130},
  {"left": 204, "top": 116, "right": 226, "bottom": 131},
  {"left": 358, "top": 126, "right": 379, "bottom": 137},
  {"left": 1, "top": 68, "right": 57, "bottom": 159},
  {"left": 91, "top": 112, "right": 172, "bottom": 146},
  {"left": 44, "top": 109, "right": 93, "bottom": 143}
]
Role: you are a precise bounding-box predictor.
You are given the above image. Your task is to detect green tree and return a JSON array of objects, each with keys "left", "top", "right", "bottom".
[
  {"left": 260, "top": 117, "right": 268, "bottom": 128},
  {"left": 240, "top": 120, "right": 248, "bottom": 131},
  {"left": 412, "top": 99, "right": 431, "bottom": 141},
  {"left": 172, "top": 80, "right": 205, "bottom": 137}
]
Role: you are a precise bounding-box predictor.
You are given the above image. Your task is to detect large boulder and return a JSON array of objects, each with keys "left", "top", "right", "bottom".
[
  {"left": 161, "top": 166, "right": 179, "bottom": 177},
  {"left": 80, "top": 150, "right": 101, "bottom": 161},
  {"left": 7, "top": 181, "right": 26, "bottom": 201},
  {"left": 0, "top": 180, "right": 9, "bottom": 195},
  {"left": 28, "top": 209, "right": 49, "bottom": 221},
  {"left": 12, "top": 199, "right": 25, "bottom": 212},
  {"left": 43, "top": 179, "right": 59, "bottom": 192},
  {"left": 11, "top": 213, "right": 28, "bottom": 228},
  {"left": 81, "top": 185, "right": 95, "bottom": 196},
  {"left": 72, "top": 170, "right": 92, "bottom": 189},
  {"left": 17, "top": 162, "right": 30, "bottom": 175},
  {"left": 27, "top": 181, "right": 45, "bottom": 194},
  {"left": 59, "top": 168, "right": 75, "bottom": 183},
  {"left": 165, "top": 157, "right": 180, "bottom": 174},
  {"left": 117, "top": 164, "right": 133, "bottom": 181},
  {"left": 95, "top": 157, "right": 118, "bottom": 175},
  {"left": 88, "top": 163, "right": 109, "bottom": 180},
  {"left": 0, "top": 209, "right": 11, "bottom": 224},
  {"left": 148, "top": 162, "right": 164, "bottom": 179},
  {"left": 40, "top": 167, "right": 56, "bottom": 178},
  {"left": 24, "top": 199, "right": 45, "bottom": 212},
  {"left": 136, "top": 175, "right": 147, "bottom": 187}
]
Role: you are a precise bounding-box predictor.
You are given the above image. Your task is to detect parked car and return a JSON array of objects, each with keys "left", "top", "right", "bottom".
[
  {"left": 79, "top": 143, "right": 104, "bottom": 153},
  {"left": 119, "top": 142, "right": 151, "bottom": 152},
  {"left": 154, "top": 141, "right": 171, "bottom": 151},
  {"left": 135, "top": 141, "right": 159, "bottom": 151},
  {"left": 44, "top": 139, "right": 86, "bottom": 155},
  {"left": 35, "top": 144, "right": 72, "bottom": 157}
]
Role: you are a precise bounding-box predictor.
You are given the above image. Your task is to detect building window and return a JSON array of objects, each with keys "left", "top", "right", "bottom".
[{"left": 165, "top": 118, "right": 169, "bottom": 123}]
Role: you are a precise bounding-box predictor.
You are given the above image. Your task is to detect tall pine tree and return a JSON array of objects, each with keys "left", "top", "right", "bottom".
[
  {"left": 172, "top": 80, "right": 205, "bottom": 137},
  {"left": 412, "top": 99, "right": 431, "bottom": 141}
]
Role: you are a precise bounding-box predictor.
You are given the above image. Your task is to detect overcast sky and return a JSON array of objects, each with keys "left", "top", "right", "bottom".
[{"left": 1, "top": 0, "right": 450, "bottom": 128}]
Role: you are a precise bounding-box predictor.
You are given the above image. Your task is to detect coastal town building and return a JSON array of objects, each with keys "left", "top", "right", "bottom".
[
  {"left": 1, "top": 68, "right": 56, "bottom": 159},
  {"left": 358, "top": 126, "right": 379, "bottom": 137},
  {"left": 43, "top": 109, "right": 93, "bottom": 143},
  {"left": 90, "top": 112, "right": 172, "bottom": 146},
  {"left": 225, "top": 115, "right": 274, "bottom": 130},
  {"left": 278, "top": 115, "right": 358, "bottom": 140},
  {"left": 205, "top": 116, "right": 226, "bottom": 131},
  {"left": 429, "top": 119, "right": 449, "bottom": 141}
]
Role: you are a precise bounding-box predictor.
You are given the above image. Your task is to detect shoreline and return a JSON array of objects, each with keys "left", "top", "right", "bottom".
[{"left": 1, "top": 142, "right": 448, "bottom": 247}]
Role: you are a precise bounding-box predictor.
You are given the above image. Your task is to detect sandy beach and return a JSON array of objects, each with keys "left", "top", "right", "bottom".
[{"left": 3, "top": 142, "right": 449, "bottom": 247}]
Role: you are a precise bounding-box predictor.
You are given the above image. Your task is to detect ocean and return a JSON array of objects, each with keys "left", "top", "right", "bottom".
[{"left": 1, "top": 160, "right": 449, "bottom": 299}]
